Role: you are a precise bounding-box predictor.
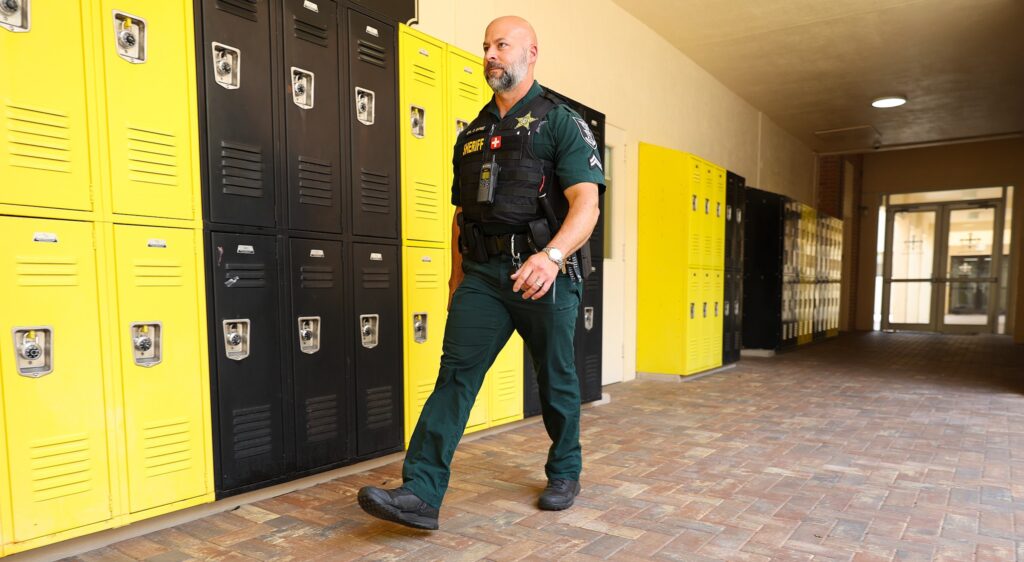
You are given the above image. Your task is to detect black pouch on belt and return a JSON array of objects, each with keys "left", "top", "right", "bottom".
[
  {"left": 577, "top": 239, "right": 593, "bottom": 280},
  {"left": 457, "top": 213, "right": 489, "bottom": 263},
  {"left": 527, "top": 218, "right": 552, "bottom": 249}
]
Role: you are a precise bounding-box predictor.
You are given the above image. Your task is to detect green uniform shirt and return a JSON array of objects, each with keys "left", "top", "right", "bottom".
[{"left": 450, "top": 81, "right": 606, "bottom": 215}]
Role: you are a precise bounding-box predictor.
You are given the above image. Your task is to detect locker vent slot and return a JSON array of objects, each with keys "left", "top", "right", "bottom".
[
  {"left": 29, "top": 434, "right": 93, "bottom": 502},
  {"left": 413, "top": 268, "right": 440, "bottom": 289},
  {"left": 232, "top": 405, "right": 273, "bottom": 459},
  {"left": 359, "top": 170, "right": 392, "bottom": 215},
  {"left": 224, "top": 263, "right": 267, "bottom": 288},
  {"left": 126, "top": 126, "right": 179, "bottom": 186},
  {"left": 297, "top": 156, "right": 334, "bottom": 207},
  {"left": 142, "top": 419, "right": 193, "bottom": 477},
  {"left": 293, "top": 16, "right": 328, "bottom": 47},
  {"left": 456, "top": 83, "right": 479, "bottom": 102},
  {"left": 305, "top": 395, "right": 338, "bottom": 443},
  {"left": 357, "top": 39, "right": 386, "bottom": 68},
  {"left": 16, "top": 256, "right": 79, "bottom": 287},
  {"left": 133, "top": 260, "right": 184, "bottom": 287},
  {"left": 411, "top": 62, "right": 437, "bottom": 85},
  {"left": 361, "top": 267, "right": 391, "bottom": 289},
  {"left": 493, "top": 369, "right": 517, "bottom": 402},
  {"left": 220, "top": 140, "right": 265, "bottom": 198},
  {"left": 5, "top": 103, "right": 73, "bottom": 173},
  {"left": 216, "top": 0, "right": 258, "bottom": 22},
  {"left": 413, "top": 381, "right": 432, "bottom": 411},
  {"left": 412, "top": 182, "right": 439, "bottom": 220},
  {"left": 299, "top": 265, "right": 334, "bottom": 289},
  {"left": 364, "top": 386, "right": 393, "bottom": 430},
  {"left": 585, "top": 354, "right": 600, "bottom": 384}
]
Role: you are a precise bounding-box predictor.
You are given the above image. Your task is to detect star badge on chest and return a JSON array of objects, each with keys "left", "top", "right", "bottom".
[{"left": 515, "top": 112, "right": 538, "bottom": 130}]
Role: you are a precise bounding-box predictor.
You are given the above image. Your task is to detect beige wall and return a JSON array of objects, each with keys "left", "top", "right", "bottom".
[
  {"left": 856, "top": 138, "right": 1024, "bottom": 342},
  {"left": 412, "top": 0, "right": 816, "bottom": 200}
]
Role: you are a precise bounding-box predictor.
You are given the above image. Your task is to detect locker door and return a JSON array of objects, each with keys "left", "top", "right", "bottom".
[
  {"left": 113, "top": 226, "right": 207, "bottom": 513},
  {"left": 576, "top": 266, "right": 603, "bottom": 403},
  {"left": 99, "top": 0, "right": 196, "bottom": 220},
  {"left": 710, "top": 270, "right": 723, "bottom": 369},
  {"left": 403, "top": 246, "right": 446, "bottom": 445},
  {"left": 209, "top": 232, "right": 286, "bottom": 492},
  {"left": 1, "top": 1, "right": 93, "bottom": 211},
  {"left": 348, "top": 10, "right": 398, "bottom": 239},
  {"left": 722, "top": 270, "right": 733, "bottom": 363},
  {"left": 685, "top": 269, "right": 701, "bottom": 374},
  {"left": 289, "top": 238, "right": 347, "bottom": 471},
  {"left": 352, "top": 243, "right": 402, "bottom": 456},
  {"left": 399, "top": 26, "right": 446, "bottom": 243},
  {"left": 701, "top": 163, "right": 715, "bottom": 270},
  {"left": 712, "top": 167, "right": 726, "bottom": 269},
  {"left": 283, "top": 0, "right": 342, "bottom": 233},
  {"left": 489, "top": 336, "right": 524, "bottom": 424},
  {"left": 199, "top": 0, "right": 276, "bottom": 227},
  {"left": 0, "top": 218, "right": 111, "bottom": 541},
  {"left": 686, "top": 158, "right": 703, "bottom": 268}
]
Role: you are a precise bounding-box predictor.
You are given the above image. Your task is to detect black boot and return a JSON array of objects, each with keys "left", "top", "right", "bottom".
[
  {"left": 357, "top": 486, "right": 439, "bottom": 530},
  {"left": 538, "top": 478, "right": 581, "bottom": 511}
]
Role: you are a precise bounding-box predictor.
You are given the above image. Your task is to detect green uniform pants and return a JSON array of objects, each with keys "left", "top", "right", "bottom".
[{"left": 402, "top": 254, "right": 583, "bottom": 509}]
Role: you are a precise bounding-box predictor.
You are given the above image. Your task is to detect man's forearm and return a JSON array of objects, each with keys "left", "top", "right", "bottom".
[{"left": 547, "top": 189, "right": 600, "bottom": 256}]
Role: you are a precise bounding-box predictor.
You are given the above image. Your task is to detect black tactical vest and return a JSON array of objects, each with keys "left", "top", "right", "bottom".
[{"left": 458, "top": 91, "right": 570, "bottom": 227}]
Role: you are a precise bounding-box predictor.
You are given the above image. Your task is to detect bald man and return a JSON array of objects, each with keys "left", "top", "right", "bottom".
[{"left": 358, "top": 16, "right": 605, "bottom": 530}]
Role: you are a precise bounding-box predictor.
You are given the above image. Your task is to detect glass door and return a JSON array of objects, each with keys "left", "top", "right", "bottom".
[
  {"left": 939, "top": 203, "right": 1001, "bottom": 333},
  {"left": 882, "top": 207, "right": 939, "bottom": 330}
]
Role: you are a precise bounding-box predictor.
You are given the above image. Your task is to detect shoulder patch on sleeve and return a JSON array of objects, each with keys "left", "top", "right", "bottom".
[{"left": 572, "top": 116, "right": 598, "bottom": 150}]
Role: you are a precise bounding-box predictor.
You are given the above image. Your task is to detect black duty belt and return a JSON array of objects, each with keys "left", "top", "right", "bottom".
[{"left": 482, "top": 233, "right": 532, "bottom": 256}]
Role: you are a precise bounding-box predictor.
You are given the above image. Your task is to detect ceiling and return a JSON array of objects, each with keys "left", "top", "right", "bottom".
[{"left": 610, "top": 0, "right": 1024, "bottom": 153}]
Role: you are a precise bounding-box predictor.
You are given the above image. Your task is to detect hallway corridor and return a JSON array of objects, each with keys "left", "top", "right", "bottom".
[{"left": 67, "top": 333, "right": 1024, "bottom": 561}]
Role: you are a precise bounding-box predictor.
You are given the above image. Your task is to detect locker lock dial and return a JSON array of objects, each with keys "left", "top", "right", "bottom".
[
  {"left": 0, "top": 0, "right": 28, "bottom": 32},
  {"left": 12, "top": 327, "right": 52, "bottom": 378},
  {"left": 130, "top": 322, "right": 162, "bottom": 367},
  {"left": 113, "top": 11, "right": 146, "bottom": 63},
  {"left": 584, "top": 307, "right": 595, "bottom": 331},
  {"left": 410, "top": 106, "right": 425, "bottom": 138},
  {"left": 412, "top": 313, "right": 428, "bottom": 344},
  {"left": 355, "top": 87, "right": 375, "bottom": 125},
  {"left": 223, "top": 319, "right": 251, "bottom": 361},
  {"left": 291, "top": 67, "right": 315, "bottom": 109},
  {"left": 297, "top": 316, "right": 321, "bottom": 355},
  {"left": 359, "top": 314, "right": 379, "bottom": 349},
  {"left": 212, "top": 42, "right": 241, "bottom": 89}
]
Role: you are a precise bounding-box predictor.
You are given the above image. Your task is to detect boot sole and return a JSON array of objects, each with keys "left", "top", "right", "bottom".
[
  {"left": 357, "top": 490, "right": 439, "bottom": 530},
  {"left": 538, "top": 483, "right": 581, "bottom": 511}
]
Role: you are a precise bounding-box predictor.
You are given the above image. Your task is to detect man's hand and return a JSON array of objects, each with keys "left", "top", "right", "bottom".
[{"left": 510, "top": 252, "right": 560, "bottom": 300}]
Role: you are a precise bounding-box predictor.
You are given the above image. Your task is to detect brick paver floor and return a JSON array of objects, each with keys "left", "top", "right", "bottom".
[{"left": 67, "top": 332, "right": 1024, "bottom": 561}]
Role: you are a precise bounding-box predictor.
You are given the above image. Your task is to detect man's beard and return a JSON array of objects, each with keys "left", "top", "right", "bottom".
[{"left": 486, "top": 49, "right": 528, "bottom": 93}]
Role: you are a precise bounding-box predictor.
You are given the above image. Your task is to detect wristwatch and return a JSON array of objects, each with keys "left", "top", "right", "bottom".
[{"left": 542, "top": 247, "right": 567, "bottom": 273}]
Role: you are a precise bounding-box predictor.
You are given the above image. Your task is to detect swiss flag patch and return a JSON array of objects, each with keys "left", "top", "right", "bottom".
[{"left": 489, "top": 136, "right": 502, "bottom": 150}]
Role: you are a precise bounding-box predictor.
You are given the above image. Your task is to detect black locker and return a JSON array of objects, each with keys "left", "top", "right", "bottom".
[
  {"left": 282, "top": 0, "right": 343, "bottom": 233},
  {"left": 576, "top": 263, "right": 604, "bottom": 403},
  {"left": 346, "top": 10, "right": 399, "bottom": 239},
  {"left": 742, "top": 188, "right": 784, "bottom": 351},
  {"left": 347, "top": 0, "right": 415, "bottom": 24},
  {"left": 209, "top": 232, "right": 288, "bottom": 493},
  {"left": 199, "top": 0, "right": 278, "bottom": 228},
  {"left": 288, "top": 238, "right": 348, "bottom": 471},
  {"left": 724, "top": 171, "right": 745, "bottom": 365},
  {"left": 723, "top": 269, "right": 735, "bottom": 363},
  {"left": 350, "top": 242, "right": 403, "bottom": 457}
]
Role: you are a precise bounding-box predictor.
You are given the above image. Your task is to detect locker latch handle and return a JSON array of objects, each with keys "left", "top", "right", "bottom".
[
  {"left": 223, "top": 319, "right": 251, "bottom": 361},
  {"left": 584, "top": 307, "right": 595, "bottom": 331},
  {"left": 714, "top": 302, "right": 719, "bottom": 317},
  {"left": 360, "top": 314, "right": 379, "bottom": 349},
  {"left": 691, "top": 194, "right": 697, "bottom": 211},
  {"left": 130, "top": 322, "right": 162, "bottom": 367},
  {"left": 212, "top": 42, "right": 241, "bottom": 89},
  {"left": 410, "top": 106, "right": 425, "bottom": 138},
  {"left": 0, "top": 0, "right": 29, "bottom": 33},
  {"left": 113, "top": 11, "right": 146, "bottom": 64},
  {"left": 703, "top": 302, "right": 708, "bottom": 318},
  {"left": 356, "top": 87, "right": 375, "bottom": 125},
  {"left": 716, "top": 202, "right": 722, "bottom": 218},
  {"left": 705, "top": 198, "right": 710, "bottom": 215},
  {"left": 297, "top": 316, "right": 321, "bottom": 354},
  {"left": 689, "top": 303, "right": 695, "bottom": 319},
  {"left": 12, "top": 326, "right": 52, "bottom": 377},
  {"left": 291, "top": 67, "right": 315, "bottom": 109},
  {"left": 412, "top": 313, "right": 427, "bottom": 343}
]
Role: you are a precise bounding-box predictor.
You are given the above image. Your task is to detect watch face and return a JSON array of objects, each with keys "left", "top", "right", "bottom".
[{"left": 546, "top": 248, "right": 563, "bottom": 261}]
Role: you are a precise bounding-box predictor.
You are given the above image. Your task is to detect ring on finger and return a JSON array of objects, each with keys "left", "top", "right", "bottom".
[{"left": 535, "top": 279, "right": 544, "bottom": 287}]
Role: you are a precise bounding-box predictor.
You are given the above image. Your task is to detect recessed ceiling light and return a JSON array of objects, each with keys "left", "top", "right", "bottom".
[{"left": 872, "top": 96, "right": 907, "bottom": 109}]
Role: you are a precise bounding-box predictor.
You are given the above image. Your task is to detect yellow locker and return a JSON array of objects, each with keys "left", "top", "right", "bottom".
[
  {"left": 686, "top": 156, "right": 703, "bottom": 268},
  {"left": 488, "top": 335, "right": 524, "bottom": 425},
  {"left": 1, "top": 1, "right": 96, "bottom": 213},
  {"left": 403, "top": 246, "right": 448, "bottom": 446},
  {"left": 443, "top": 44, "right": 487, "bottom": 232},
  {"left": 701, "top": 160, "right": 715, "bottom": 270},
  {"left": 637, "top": 143, "right": 687, "bottom": 375},
  {"left": 112, "top": 225, "right": 208, "bottom": 513},
  {"left": 464, "top": 377, "right": 490, "bottom": 434},
  {"left": 684, "top": 269, "right": 702, "bottom": 374},
  {"left": 400, "top": 25, "right": 447, "bottom": 244},
  {"left": 711, "top": 165, "right": 726, "bottom": 270},
  {"left": 709, "top": 270, "right": 723, "bottom": 369},
  {"left": 0, "top": 217, "right": 112, "bottom": 543},
  {"left": 98, "top": 0, "right": 197, "bottom": 221}
]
